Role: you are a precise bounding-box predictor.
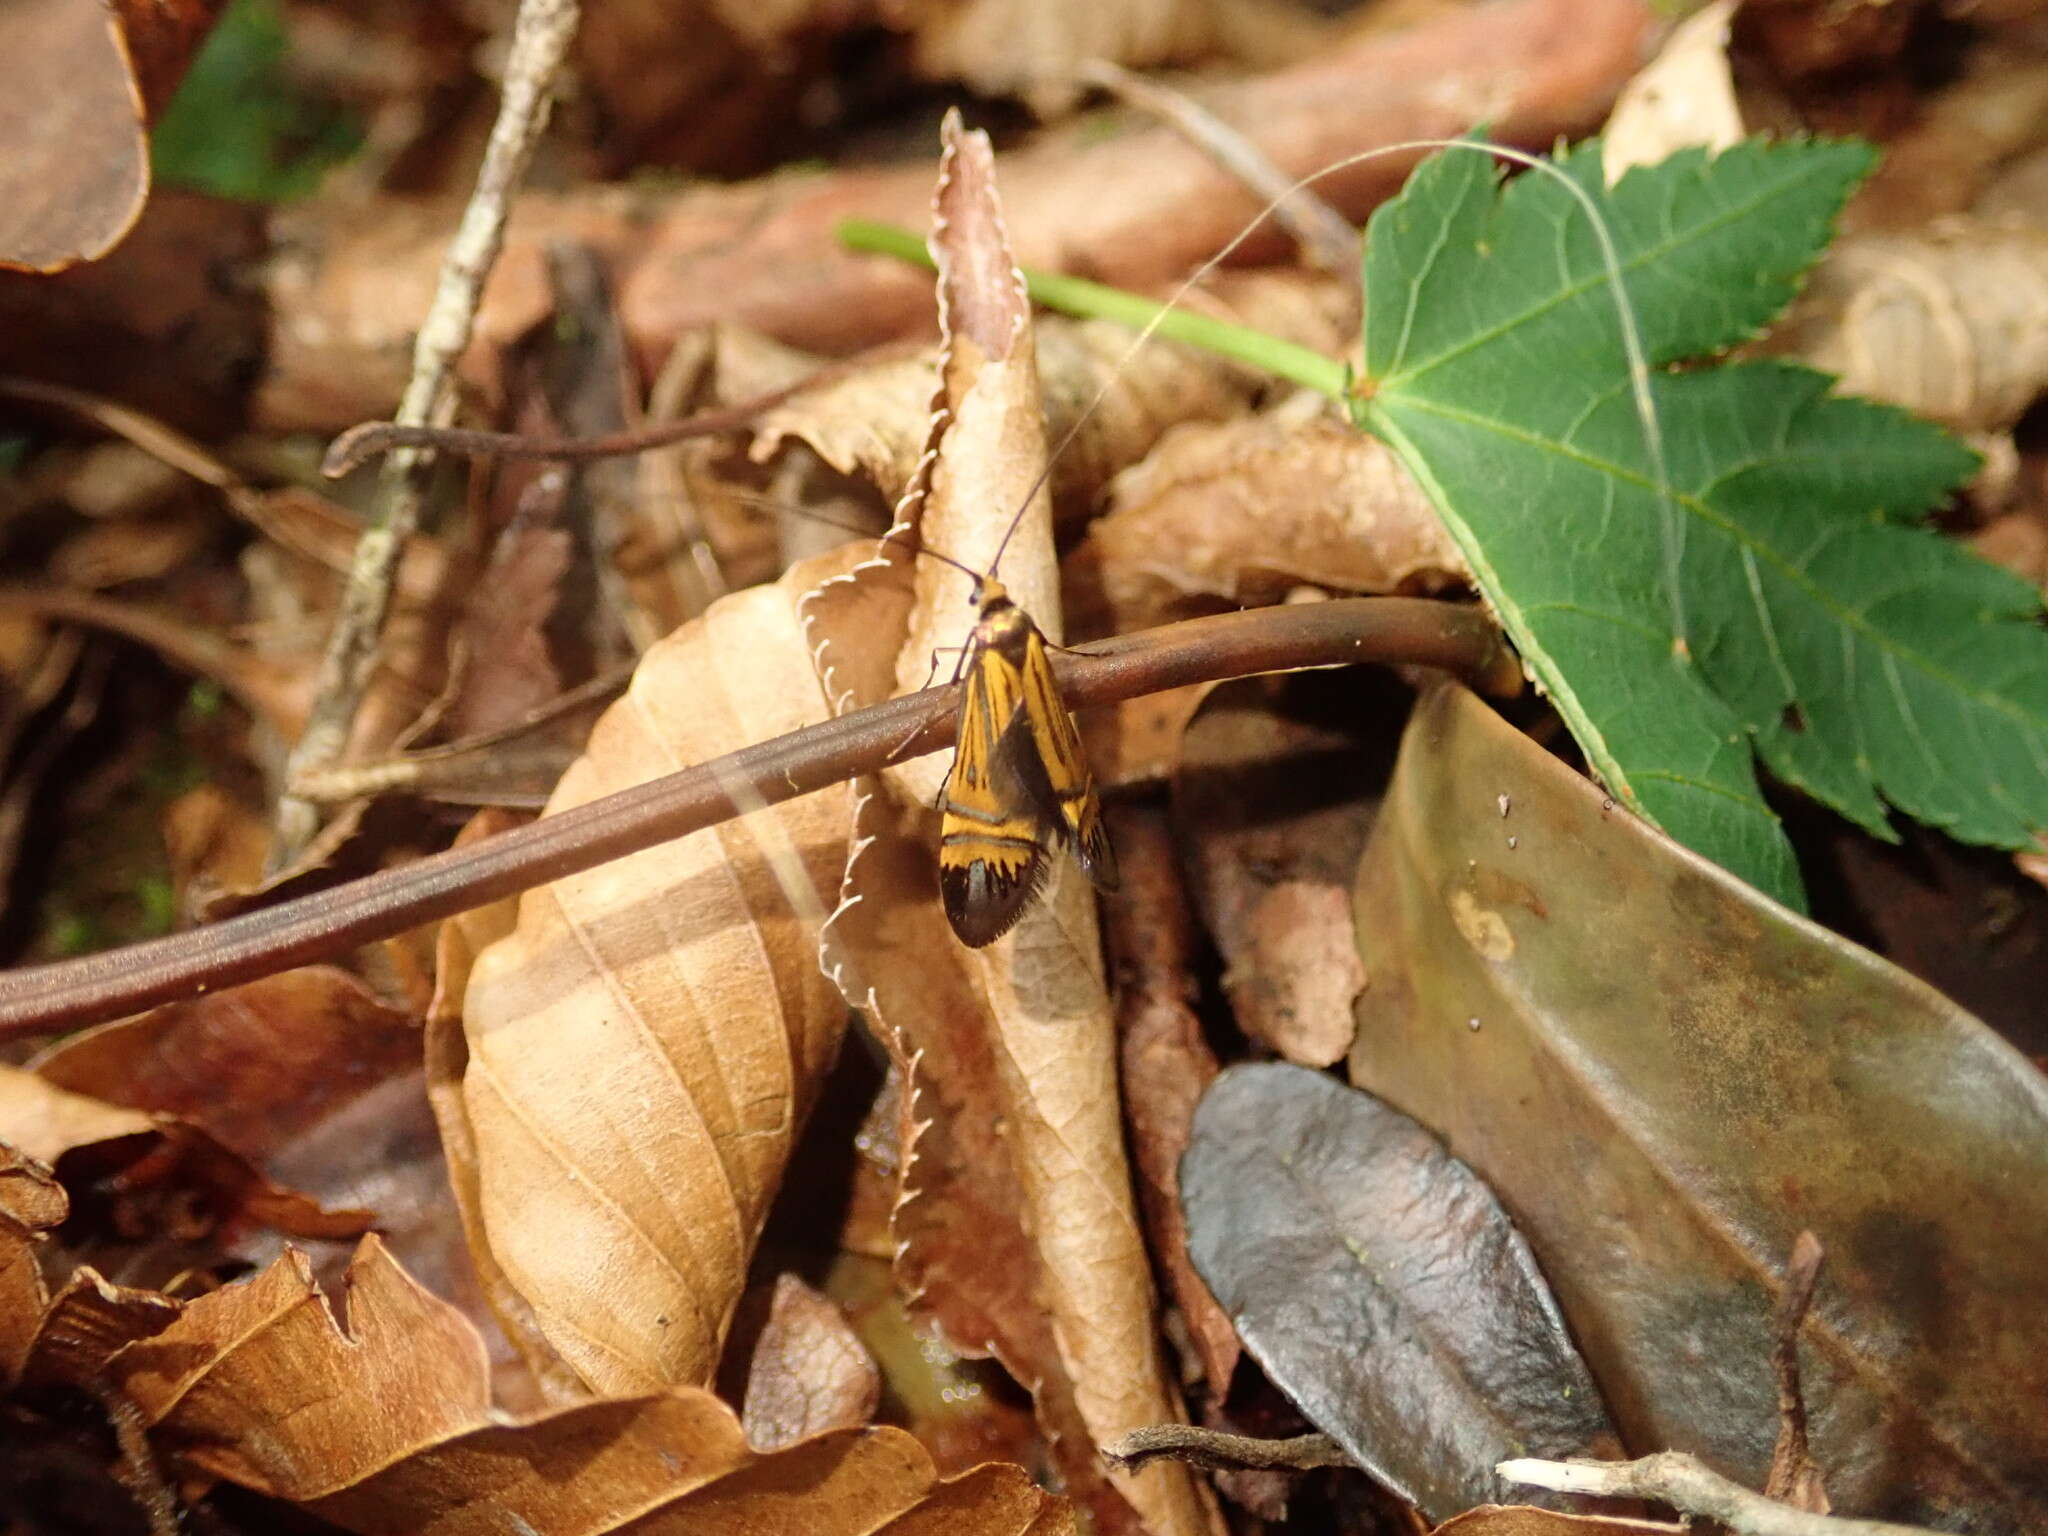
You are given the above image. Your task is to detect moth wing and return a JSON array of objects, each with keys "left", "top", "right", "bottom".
[
  {"left": 1017, "top": 627, "right": 1118, "bottom": 893},
  {"left": 940, "top": 640, "right": 1049, "bottom": 947}
]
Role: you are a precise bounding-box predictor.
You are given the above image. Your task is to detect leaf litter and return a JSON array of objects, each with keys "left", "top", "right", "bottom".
[{"left": 7, "top": 3, "right": 2048, "bottom": 1534}]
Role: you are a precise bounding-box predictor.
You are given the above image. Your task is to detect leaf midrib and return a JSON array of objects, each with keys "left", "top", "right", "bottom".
[{"left": 1384, "top": 391, "right": 2048, "bottom": 746}]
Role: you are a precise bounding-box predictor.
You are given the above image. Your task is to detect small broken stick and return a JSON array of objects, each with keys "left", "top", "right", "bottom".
[
  {"left": 1498, "top": 1451, "right": 1943, "bottom": 1536},
  {"left": 1102, "top": 1423, "right": 1349, "bottom": 1475}
]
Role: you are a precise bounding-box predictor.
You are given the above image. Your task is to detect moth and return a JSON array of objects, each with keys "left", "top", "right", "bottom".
[{"left": 936, "top": 573, "right": 1117, "bottom": 946}]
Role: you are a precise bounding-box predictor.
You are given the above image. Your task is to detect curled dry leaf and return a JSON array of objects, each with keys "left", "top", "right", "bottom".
[
  {"left": 1075, "top": 411, "right": 1466, "bottom": 633},
  {"left": 29, "top": 971, "right": 452, "bottom": 1296},
  {"left": 1182, "top": 1063, "right": 1620, "bottom": 1523},
  {"left": 809, "top": 112, "right": 1214, "bottom": 1536},
  {"left": 112, "top": 1235, "right": 1076, "bottom": 1534},
  {"left": 740, "top": 1273, "right": 882, "bottom": 1451},
  {"left": 0, "top": 1146, "right": 69, "bottom": 1383},
  {"left": 0, "top": 1143, "right": 182, "bottom": 1399},
  {"left": 0, "top": 1060, "right": 372, "bottom": 1257},
  {"left": 1350, "top": 682, "right": 2048, "bottom": 1532},
  {"left": 459, "top": 547, "right": 862, "bottom": 1394},
  {"left": 1757, "top": 221, "right": 2048, "bottom": 435}
]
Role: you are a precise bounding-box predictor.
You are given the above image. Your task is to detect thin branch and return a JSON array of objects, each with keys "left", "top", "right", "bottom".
[
  {"left": 320, "top": 363, "right": 852, "bottom": 478},
  {"left": 1497, "top": 1451, "right": 1944, "bottom": 1536},
  {"left": 0, "top": 598, "right": 1516, "bottom": 1037},
  {"left": 273, "top": 0, "right": 581, "bottom": 864},
  {"left": 1076, "top": 60, "right": 1359, "bottom": 280},
  {"left": 1102, "top": 1424, "right": 1350, "bottom": 1475}
]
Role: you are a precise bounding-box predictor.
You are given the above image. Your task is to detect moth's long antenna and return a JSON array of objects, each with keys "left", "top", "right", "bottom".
[
  {"left": 988, "top": 136, "right": 1674, "bottom": 642},
  {"left": 717, "top": 486, "right": 990, "bottom": 588}
]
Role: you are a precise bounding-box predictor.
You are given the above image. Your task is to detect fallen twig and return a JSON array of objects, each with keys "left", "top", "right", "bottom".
[
  {"left": 1498, "top": 1451, "right": 1945, "bottom": 1536},
  {"left": 1102, "top": 1424, "right": 1350, "bottom": 1475},
  {"left": 273, "top": 0, "right": 581, "bottom": 863},
  {"left": 0, "top": 597, "right": 1515, "bottom": 1036}
]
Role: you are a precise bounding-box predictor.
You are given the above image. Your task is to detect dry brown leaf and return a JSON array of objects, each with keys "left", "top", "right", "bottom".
[
  {"left": 161, "top": 783, "right": 272, "bottom": 912},
  {"left": 111, "top": 1236, "right": 1077, "bottom": 1534},
  {"left": 0, "top": 1145, "right": 70, "bottom": 1384},
  {"left": 1173, "top": 676, "right": 1389, "bottom": 1068},
  {"left": 1102, "top": 805, "right": 1239, "bottom": 1398},
  {"left": 16, "top": 1266, "right": 182, "bottom": 1391},
  {"left": 0, "top": 1141, "right": 183, "bottom": 1397},
  {"left": 1756, "top": 221, "right": 2048, "bottom": 436},
  {"left": 249, "top": 0, "right": 1654, "bottom": 432},
  {"left": 1074, "top": 409, "right": 1465, "bottom": 634},
  {"left": 0, "top": 1063, "right": 155, "bottom": 1164},
  {"left": 0, "top": 1060, "right": 375, "bottom": 1262},
  {"left": 740, "top": 1273, "right": 882, "bottom": 1451},
  {"left": 752, "top": 315, "right": 1264, "bottom": 524},
  {"left": 893, "top": 0, "right": 1327, "bottom": 113},
  {"left": 0, "top": 0, "right": 224, "bottom": 272},
  {"left": 32, "top": 968, "right": 421, "bottom": 1165},
  {"left": 811, "top": 112, "right": 1214, "bottom": 1536},
  {"left": 1845, "top": 32, "right": 2048, "bottom": 231},
  {"left": 1601, "top": 0, "right": 1744, "bottom": 183},
  {"left": 460, "top": 547, "right": 863, "bottom": 1394}
]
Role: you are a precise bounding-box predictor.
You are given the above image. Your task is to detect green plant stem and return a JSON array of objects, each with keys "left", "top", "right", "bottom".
[{"left": 838, "top": 218, "right": 1350, "bottom": 400}]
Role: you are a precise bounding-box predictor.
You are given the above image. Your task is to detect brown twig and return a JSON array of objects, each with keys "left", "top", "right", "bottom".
[
  {"left": 273, "top": 0, "right": 581, "bottom": 864},
  {"left": 1102, "top": 1424, "right": 1350, "bottom": 1475},
  {"left": 0, "top": 598, "right": 1516, "bottom": 1037},
  {"left": 320, "top": 363, "right": 851, "bottom": 479},
  {"left": 1076, "top": 60, "right": 1360, "bottom": 281},
  {"left": 1497, "top": 1451, "right": 1944, "bottom": 1536}
]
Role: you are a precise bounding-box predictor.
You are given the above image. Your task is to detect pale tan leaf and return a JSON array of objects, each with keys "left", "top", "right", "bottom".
[
  {"left": 461, "top": 548, "right": 863, "bottom": 1394},
  {"left": 0, "top": 1062, "right": 154, "bottom": 1165},
  {"left": 812, "top": 111, "right": 1216, "bottom": 1536},
  {"left": 114, "top": 1236, "right": 1078, "bottom": 1535},
  {"left": 1601, "top": 0, "right": 1744, "bottom": 185},
  {"left": 1756, "top": 221, "right": 2048, "bottom": 435},
  {"left": 739, "top": 1275, "right": 882, "bottom": 1451},
  {"left": 1077, "top": 410, "right": 1466, "bottom": 632}
]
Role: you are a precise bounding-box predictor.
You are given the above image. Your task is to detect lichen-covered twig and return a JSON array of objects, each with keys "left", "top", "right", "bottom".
[
  {"left": 273, "top": 0, "right": 581, "bottom": 864},
  {"left": 1498, "top": 1451, "right": 1943, "bottom": 1536}
]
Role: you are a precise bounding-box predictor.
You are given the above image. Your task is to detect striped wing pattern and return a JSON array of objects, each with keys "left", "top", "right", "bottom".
[{"left": 938, "top": 595, "right": 1117, "bottom": 947}]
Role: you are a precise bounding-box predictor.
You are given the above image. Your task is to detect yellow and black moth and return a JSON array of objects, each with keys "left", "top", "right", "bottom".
[{"left": 937, "top": 575, "right": 1116, "bottom": 947}]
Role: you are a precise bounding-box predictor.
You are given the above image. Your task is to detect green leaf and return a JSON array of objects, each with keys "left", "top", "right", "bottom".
[
  {"left": 1360, "top": 138, "right": 2029, "bottom": 908},
  {"left": 151, "top": 0, "right": 360, "bottom": 203}
]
